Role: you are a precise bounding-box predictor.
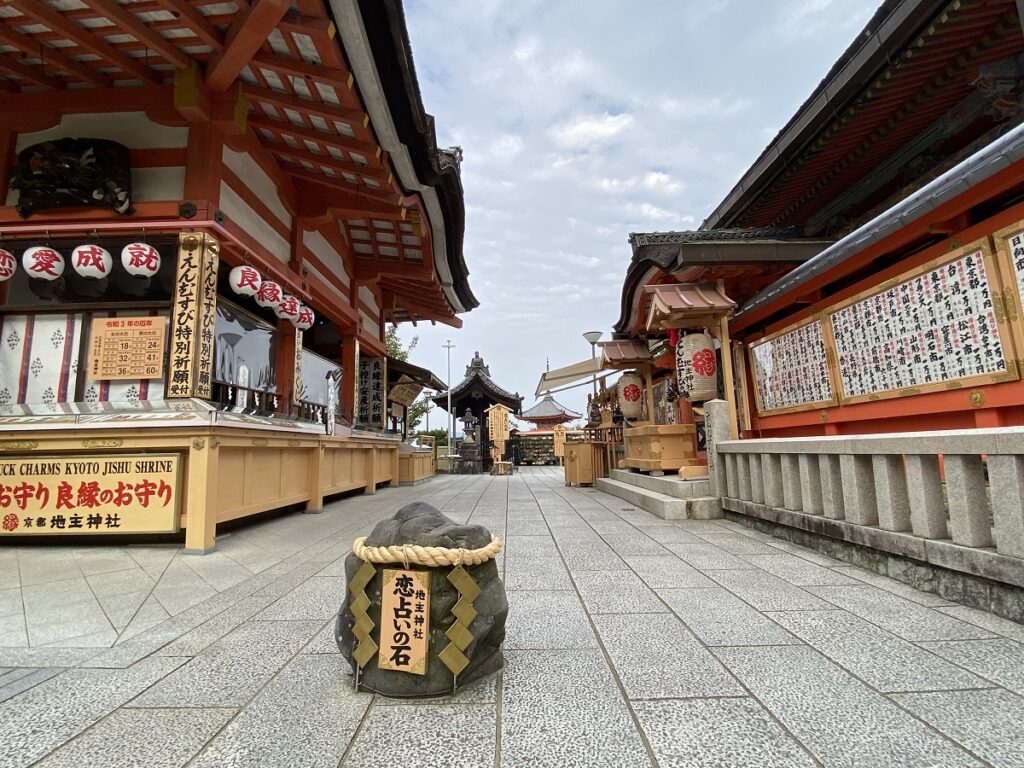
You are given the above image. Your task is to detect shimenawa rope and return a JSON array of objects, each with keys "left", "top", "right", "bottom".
[{"left": 352, "top": 534, "right": 502, "bottom": 567}]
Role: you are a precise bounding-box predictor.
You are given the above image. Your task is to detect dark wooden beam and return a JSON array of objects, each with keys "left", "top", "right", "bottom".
[
  {"left": 4, "top": 0, "right": 161, "bottom": 85},
  {"left": 151, "top": 0, "right": 224, "bottom": 51},
  {"left": 249, "top": 115, "right": 381, "bottom": 167},
  {"left": 79, "top": 0, "right": 190, "bottom": 69},
  {"left": 205, "top": 0, "right": 291, "bottom": 91},
  {"left": 0, "top": 50, "right": 61, "bottom": 90},
  {"left": 0, "top": 22, "right": 111, "bottom": 87},
  {"left": 244, "top": 82, "right": 366, "bottom": 132},
  {"left": 266, "top": 142, "right": 390, "bottom": 183}
]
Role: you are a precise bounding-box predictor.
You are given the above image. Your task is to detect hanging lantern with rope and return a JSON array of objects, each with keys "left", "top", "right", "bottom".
[
  {"left": 618, "top": 372, "right": 644, "bottom": 419},
  {"left": 676, "top": 331, "right": 717, "bottom": 402}
]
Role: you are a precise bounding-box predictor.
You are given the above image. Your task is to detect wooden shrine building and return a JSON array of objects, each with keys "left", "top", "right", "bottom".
[
  {"left": 0, "top": 0, "right": 475, "bottom": 552},
  {"left": 519, "top": 394, "right": 580, "bottom": 430},
  {"left": 613, "top": 0, "right": 1024, "bottom": 440},
  {"left": 434, "top": 352, "right": 521, "bottom": 470}
]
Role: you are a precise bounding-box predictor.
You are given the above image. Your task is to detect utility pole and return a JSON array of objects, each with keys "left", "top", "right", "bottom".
[{"left": 443, "top": 339, "right": 455, "bottom": 456}]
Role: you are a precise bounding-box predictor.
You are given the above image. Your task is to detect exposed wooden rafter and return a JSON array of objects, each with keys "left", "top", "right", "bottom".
[
  {"left": 249, "top": 116, "right": 383, "bottom": 167},
  {"left": 78, "top": 0, "right": 190, "bottom": 70},
  {"left": 151, "top": 0, "right": 225, "bottom": 51},
  {"left": 3, "top": 0, "right": 161, "bottom": 85},
  {"left": 0, "top": 22, "right": 111, "bottom": 87},
  {"left": 206, "top": 0, "right": 291, "bottom": 91}
]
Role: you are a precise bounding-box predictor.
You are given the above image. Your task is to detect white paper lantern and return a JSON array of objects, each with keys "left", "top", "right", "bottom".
[
  {"left": 71, "top": 244, "right": 112, "bottom": 279},
  {"left": 295, "top": 305, "right": 315, "bottom": 331},
  {"left": 275, "top": 294, "right": 300, "bottom": 322},
  {"left": 22, "top": 246, "right": 65, "bottom": 281},
  {"left": 676, "top": 331, "right": 717, "bottom": 402},
  {"left": 618, "top": 372, "right": 644, "bottom": 420},
  {"left": 120, "top": 243, "right": 161, "bottom": 277},
  {"left": 0, "top": 249, "right": 15, "bottom": 282},
  {"left": 229, "top": 265, "right": 262, "bottom": 297},
  {"left": 255, "top": 280, "right": 282, "bottom": 308}
]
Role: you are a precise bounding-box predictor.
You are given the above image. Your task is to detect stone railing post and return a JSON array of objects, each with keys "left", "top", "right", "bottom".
[
  {"left": 763, "top": 454, "right": 784, "bottom": 508},
  {"left": 781, "top": 454, "right": 803, "bottom": 511},
  {"left": 704, "top": 400, "right": 731, "bottom": 497},
  {"left": 749, "top": 454, "right": 764, "bottom": 504},
  {"left": 904, "top": 455, "right": 947, "bottom": 539},
  {"left": 944, "top": 455, "right": 993, "bottom": 548},
  {"left": 988, "top": 455, "right": 1024, "bottom": 558},
  {"left": 872, "top": 455, "right": 911, "bottom": 532},
  {"left": 820, "top": 454, "right": 845, "bottom": 520},
  {"left": 799, "top": 454, "right": 824, "bottom": 515},
  {"left": 840, "top": 455, "right": 878, "bottom": 526}
]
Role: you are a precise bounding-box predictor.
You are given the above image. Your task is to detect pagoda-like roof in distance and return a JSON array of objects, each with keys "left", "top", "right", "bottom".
[
  {"left": 520, "top": 395, "right": 581, "bottom": 425},
  {"left": 433, "top": 352, "right": 522, "bottom": 413}
]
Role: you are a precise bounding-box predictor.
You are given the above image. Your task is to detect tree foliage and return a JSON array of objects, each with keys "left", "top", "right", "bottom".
[{"left": 385, "top": 325, "right": 418, "bottom": 362}]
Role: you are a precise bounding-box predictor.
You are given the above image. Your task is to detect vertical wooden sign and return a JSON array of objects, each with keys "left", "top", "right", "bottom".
[
  {"left": 378, "top": 568, "right": 430, "bottom": 675},
  {"left": 167, "top": 233, "right": 220, "bottom": 399}
]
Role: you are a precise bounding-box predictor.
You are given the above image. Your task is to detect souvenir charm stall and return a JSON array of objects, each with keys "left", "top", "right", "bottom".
[{"left": 0, "top": 0, "right": 475, "bottom": 552}]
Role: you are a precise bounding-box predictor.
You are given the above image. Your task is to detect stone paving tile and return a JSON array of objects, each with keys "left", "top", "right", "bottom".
[
  {"left": 620, "top": 554, "right": 716, "bottom": 589},
  {"left": 0, "top": 646, "right": 101, "bottom": 667},
  {"left": 705, "top": 569, "right": 831, "bottom": 611},
  {"left": 763, "top": 540, "right": 845, "bottom": 566},
  {"left": 662, "top": 540, "right": 749, "bottom": 570},
  {"left": 504, "top": 554, "right": 573, "bottom": 590},
  {"left": 557, "top": 542, "right": 629, "bottom": 571},
  {"left": 740, "top": 553, "right": 858, "bottom": 586},
  {"left": 716, "top": 645, "right": 984, "bottom": 767},
  {"left": 343, "top": 703, "right": 495, "bottom": 768},
  {"left": 258, "top": 577, "right": 345, "bottom": 621},
  {"left": 809, "top": 585, "right": 996, "bottom": 642},
  {"left": 831, "top": 566, "right": 954, "bottom": 607},
  {"left": 692, "top": 532, "right": 780, "bottom": 555},
  {"left": 500, "top": 649, "right": 653, "bottom": 768},
  {"left": 0, "top": 656, "right": 186, "bottom": 768},
  {"left": 571, "top": 569, "right": 665, "bottom": 614},
  {"left": 32, "top": 707, "right": 234, "bottom": 768},
  {"left": 658, "top": 587, "right": 801, "bottom": 647},
  {"left": 129, "top": 620, "right": 322, "bottom": 708},
  {"left": 190, "top": 655, "right": 369, "bottom": 768},
  {"left": 504, "top": 590, "right": 597, "bottom": 649},
  {"left": 593, "top": 613, "right": 744, "bottom": 699},
  {"left": 935, "top": 605, "right": 1024, "bottom": 643},
  {"left": 920, "top": 639, "right": 1024, "bottom": 695},
  {"left": 0, "top": 667, "right": 63, "bottom": 704},
  {"left": 0, "top": 587, "right": 23, "bottom": 617},
  {"left": 891, "top": 688, "right": 1024, "bottom": 767},
  {"left": 633, "top": 698, "right": 817, "bottom": 768},
  {"left": 767, "top": 610, "right": 990, "bottom": 692},
  {"left": 600, "top": 532, "right": 671, "bottom": 556},
  {"left": 301, "top": 619, "right": 341, "bottom": 655}
]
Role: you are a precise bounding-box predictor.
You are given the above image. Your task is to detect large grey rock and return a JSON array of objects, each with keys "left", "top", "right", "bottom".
[{"left": 336, "top": 502, "right": 507, "bottom": 697}]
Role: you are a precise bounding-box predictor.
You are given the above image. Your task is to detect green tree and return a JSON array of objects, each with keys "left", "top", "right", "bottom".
[
  {"left": 415, "top": 427, "right": 449, "bottom": 446},
  {"left": 385, "top": 325, "right": 429, "bottom": 431}
]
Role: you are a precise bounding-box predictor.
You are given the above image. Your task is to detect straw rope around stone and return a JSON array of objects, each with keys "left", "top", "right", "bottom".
[{"left": 351, "top": 534, "right": 503, "bottom": 568}]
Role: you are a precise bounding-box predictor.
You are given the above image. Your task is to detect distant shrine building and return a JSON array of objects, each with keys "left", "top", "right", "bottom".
[
  {"left": 0, "top": 1, "right": 474, "bottom": 551},
  {"left": 434, "top": 352, "right": 522, "bottom": 473}
]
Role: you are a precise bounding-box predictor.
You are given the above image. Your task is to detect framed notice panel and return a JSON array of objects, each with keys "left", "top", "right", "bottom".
[
  {"left": 991, "top": 222, "right": 1024, "bottom": 373},
  {"left": 748, "top": 318, "right": 836, "bottom": 415},
  {"left": 89, "top": 316, "right": 166, "bottom": 380},
  {"left": 0, "top": 453, "right": 181, "bottom": 535},
  {"left": 826, "top": 241, "right": 1016, "bottom": 404}
]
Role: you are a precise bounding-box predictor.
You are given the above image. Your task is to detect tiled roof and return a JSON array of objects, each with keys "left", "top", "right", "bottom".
[
  {"left": 599, "top": 339, "right": 651, "bottom": 365},
  {"left": 520, "top": 395, "right": 581, "bottom": 420},
  {"left": 629, "top": 227, "right": 805, "bottom": 251}
]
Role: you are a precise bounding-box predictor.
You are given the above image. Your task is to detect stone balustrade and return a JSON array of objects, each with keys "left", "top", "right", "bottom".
[{"left": 703, "top": 408, "right": 1024, "bottom": 603}]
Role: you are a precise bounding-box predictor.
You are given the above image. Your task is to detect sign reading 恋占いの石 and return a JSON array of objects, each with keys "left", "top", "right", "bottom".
[
  {"left": 0, "top": 453, "right": 181, "bottom": 535},
  {"left": 378, "top": 568, "right": 430, "bottom": 675}
]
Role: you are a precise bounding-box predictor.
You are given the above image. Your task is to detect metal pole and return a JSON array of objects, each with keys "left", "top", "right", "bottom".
[
  {"left": 590, "top": 341, "right": 597, "bottom": 397},
  {"left": 443, "top": 339, "right": 455, "bottom": 456}
]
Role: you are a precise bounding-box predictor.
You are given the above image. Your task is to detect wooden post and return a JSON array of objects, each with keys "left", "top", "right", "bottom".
[
  {"left": 643, "top": 365, "right": 656, "bottom": 425},
  {"left": 717, "top": 315, "right": 739, "bottom": 439},
  {"left": 184, "top": 436, "right": 220, "bottom": 554},
  {"left": 364, "top": 445, "right": 377, "bottom": 495},
  {"left": 306, "top": 441, "right": 324, "bottom": 514}
]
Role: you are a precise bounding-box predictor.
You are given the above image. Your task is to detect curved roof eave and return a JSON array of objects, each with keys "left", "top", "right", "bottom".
[{"left": 331, "top": 0, "right": 478, "bottom": 315}]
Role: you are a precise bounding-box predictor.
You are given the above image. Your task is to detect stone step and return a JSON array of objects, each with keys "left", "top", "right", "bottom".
[
  {"left": 597, "top": 477, "right": 724, "bottom": 521},
  {"left": 609, "top": 468, "right": 710, "bottom": 500},
  {"left": 596, "top": 477, "right": 690, "bottom": 520}
]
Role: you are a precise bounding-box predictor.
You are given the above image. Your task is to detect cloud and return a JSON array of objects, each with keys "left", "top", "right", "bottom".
[{"left": 550, "top": 112, "right": 634, "bottom": 148}]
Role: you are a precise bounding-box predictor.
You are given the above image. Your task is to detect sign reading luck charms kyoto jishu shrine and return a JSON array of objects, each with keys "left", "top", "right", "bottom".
[{"left": 0, "top": 0, "right": 474, "bottom": 552}]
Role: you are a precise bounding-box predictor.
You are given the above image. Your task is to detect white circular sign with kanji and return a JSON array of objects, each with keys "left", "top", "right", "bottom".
[
  {"left": 0, "top": 249, "right": 15, "bottom": 281},
  {"left": 295, "top": 305, "right": 315, "bottom": 330},
  {"left": 71, "top": 244, "right": 113, "bottom": 279},
  {"left": 22, "top": 246, "right": 65, "bottom": 281},
  {"left": 275, "top": 294, "right": 300, "bottom": 321},
  {"left": 229, "top": 265, "right": 262, "bottom": 297},
  {"left": 255, "top": 280, "right": 282, "bottom": 308},
  {"left": 120, "top": 243, "right": 161, "bottom": 277}
]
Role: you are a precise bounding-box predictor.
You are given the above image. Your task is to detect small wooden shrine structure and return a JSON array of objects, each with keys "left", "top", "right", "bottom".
[{"left": 519, "top": 394, "right": 580, "bottom": 429}]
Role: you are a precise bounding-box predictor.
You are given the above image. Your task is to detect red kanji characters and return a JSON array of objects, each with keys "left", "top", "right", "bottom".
[
  {"left": 56, "top": 481, "right": 75, "bottom": 510},
  {"left": 23, "top": 247, "right": 64, "bottom": 279},
  {"left": 77, "top": 481, "right": 101, "bottom": 509},
  {"left": 2, "top": 513, "right": 18, "bottom": 532},
  {"left": 134, "top": 479, "right": 158, "bottom": 508},
  {"left": 121, "top": 243, "right": 161, "bottom": 276}
]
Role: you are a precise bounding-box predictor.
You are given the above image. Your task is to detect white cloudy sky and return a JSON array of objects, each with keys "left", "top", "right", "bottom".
[{"left": 396, "top": 0, "right": 877, "bottom": 426}]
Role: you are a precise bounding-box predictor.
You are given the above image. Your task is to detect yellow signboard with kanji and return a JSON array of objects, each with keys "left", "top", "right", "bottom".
[
  {"left": 487, "top": 403, "right": 511, "bottom": 442},
  {"left": 552, "top": 425, "right": 567, "bottom": 457},
  {"left": 0, "top": 453, "right": 181, "bottom": 535},
  {"left": 378, "top": 568, "right": 430, "bottom": 675}
]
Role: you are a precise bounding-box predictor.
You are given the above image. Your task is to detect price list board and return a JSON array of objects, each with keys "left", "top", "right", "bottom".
[
  {"left": 828, "top": 247, "right": 1012, "bottom": 402},
  {"left": 88, "top": 316, "right": 166, "bottom": 381},
  {"left": 749, "top": 319, "right": 835, "bottom": 415}
]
